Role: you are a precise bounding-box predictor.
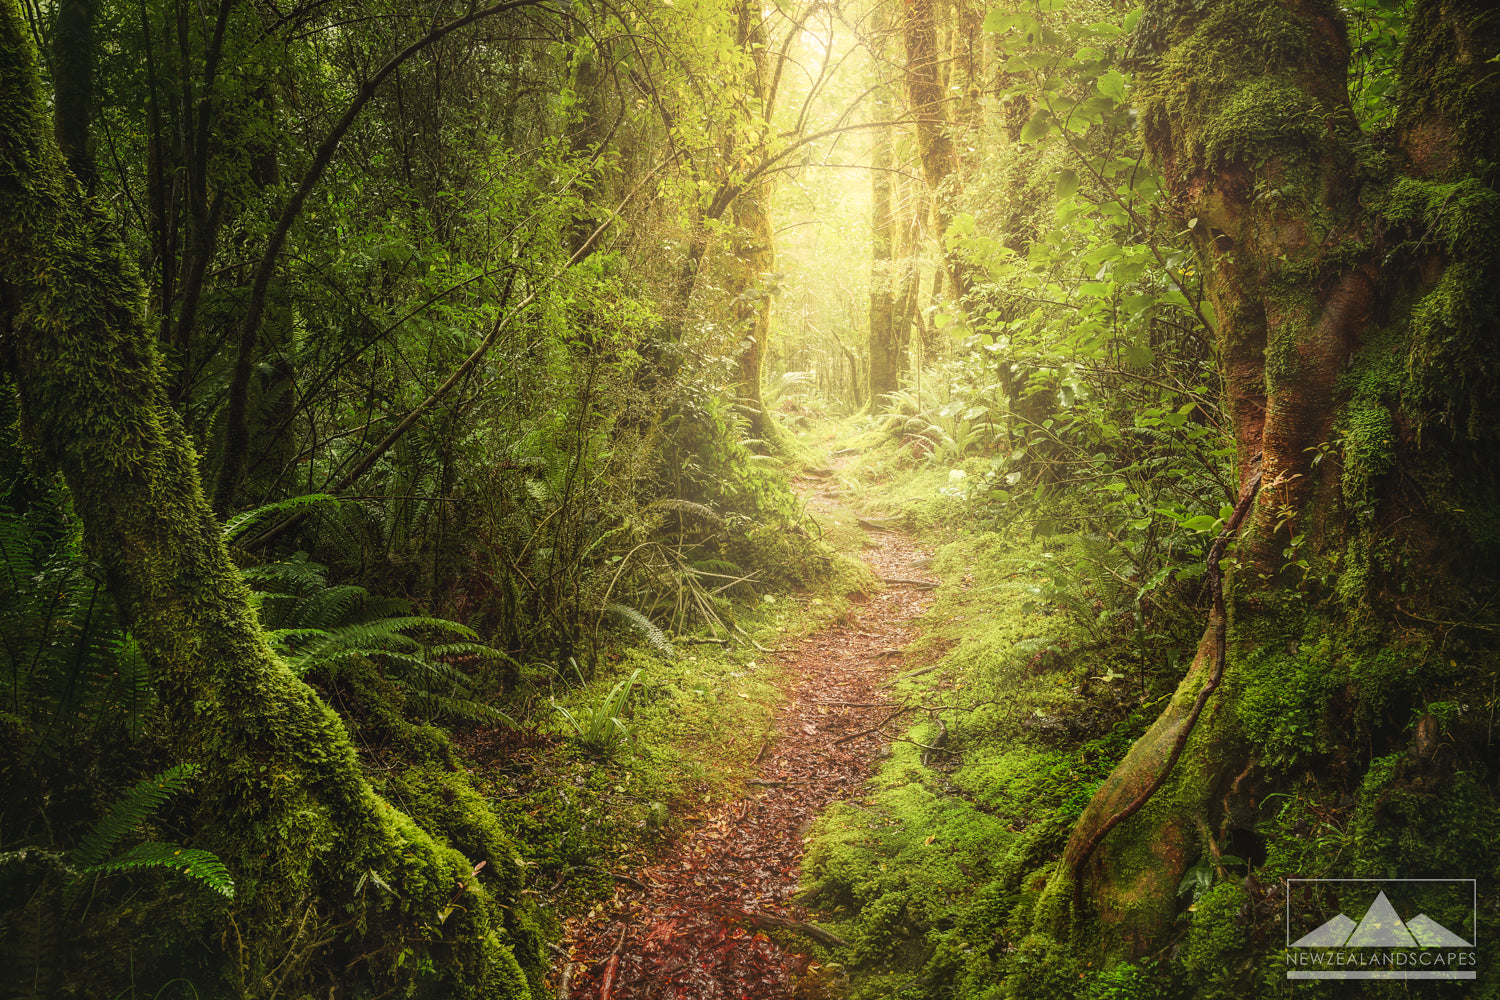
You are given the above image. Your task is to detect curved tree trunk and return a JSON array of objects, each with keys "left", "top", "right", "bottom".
[
  {"left": 0, "top": 7, "right": 539, "bottom": 995},
  {"left": 1046, "top": 0, "right": 1500, "bottom": 961}
]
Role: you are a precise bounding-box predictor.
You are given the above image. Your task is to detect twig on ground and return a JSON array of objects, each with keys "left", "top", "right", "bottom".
[
  {"left": 728, "top": 910, "right": 851, "bottom": 949},
  {"left": 832, "top": 705, "right": 911, "bottom": 745},
  {"left": 882, "top": 663, "right": 943, "bottom": 686},
  {"left": 611, "top": 872, "right": 649, "bottom": 890},
  {"left": 599, "top": 924, "right": 628, "bottom": 1000}
]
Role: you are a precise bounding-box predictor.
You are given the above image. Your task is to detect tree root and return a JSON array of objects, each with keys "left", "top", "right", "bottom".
[{"left": 1068, "top": 471, "right": 1262, "bottom": 895}]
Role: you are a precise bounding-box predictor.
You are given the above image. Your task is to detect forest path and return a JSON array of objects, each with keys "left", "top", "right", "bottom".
[{"left": 557, "top": 468, "right": 938, "bottom": 999}]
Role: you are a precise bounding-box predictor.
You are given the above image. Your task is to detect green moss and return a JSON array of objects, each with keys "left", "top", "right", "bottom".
[
  {"left": 1378, "top": 176, "right": 1500, "bottom": 441},
  {"left": 1136, "top": 0, "right": 1349, "bottom": 179},
  {"left": 1228, "top": 629, "right": 1340, "bottom": 769},
  {"left": 1202, "top": 79, "right": 1321, "bottom": 172},
  {"left": 1178, "top": 881, "right": 1266, "bottom": 997},
  {"left": 1001, "top": 933, "right": 1082, "bottom": 1000},
  {"left": 1349, "top": 754, "right": 1500, "bottom": 879},
  {"left": 1393, "top": 0, "right": 1500, "bottom": 176}
]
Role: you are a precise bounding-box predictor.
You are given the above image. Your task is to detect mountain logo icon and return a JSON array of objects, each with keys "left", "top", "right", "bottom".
[{"left": 1291, "top": 891, "right": 1473, "bottom": 949}]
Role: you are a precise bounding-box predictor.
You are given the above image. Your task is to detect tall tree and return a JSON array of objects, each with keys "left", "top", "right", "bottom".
[
  {"left": 867, "top": 58, "right": 900, "bottom": 405},
  {"left": 900, "top": 0, "right": 970, "bottom": 299},
  {"left": 1047, "top": 0, "right": 1500, "bottom": 960}
]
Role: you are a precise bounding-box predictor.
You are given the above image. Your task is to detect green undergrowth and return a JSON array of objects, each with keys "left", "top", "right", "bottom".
[
  {"left": 462, "top": 501, "right": 880, "bottom": 920},
  {"left": 792, "top": 419, "right": 1500, "bottom": 999},
  {"left": 797, "top": 512, "right": 1166, "bottom": 999}
]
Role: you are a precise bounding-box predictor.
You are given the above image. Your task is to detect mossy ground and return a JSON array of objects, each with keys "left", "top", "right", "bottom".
[
  {"left": 788, "top": 422, "right": 1168, "bottom": 998},
  {"left": 787, "top": 414, "right": 1500, "bottom": 1000}
]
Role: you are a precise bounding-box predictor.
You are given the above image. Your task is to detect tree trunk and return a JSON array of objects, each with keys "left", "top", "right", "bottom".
[
  {"left": 1048, "top": 0, "right": 1500, "bottom": 962},
  {"left": 0, "top": 7, "right": 538, "bottom": 995},
  {"left": 901, "top": 0, "right": 971, "bottom": 299},
  {"left": 726, "top": 0, "right": 793, "bottom": 451},
  {"left": 731, "top": 177, "right": 778, "bottom": 441},
  {"left": 50, "top": 0, "right": 97, "bottom": 190},
  {"left": 868, "top": 47, "right": 899, "bottom": 408}
]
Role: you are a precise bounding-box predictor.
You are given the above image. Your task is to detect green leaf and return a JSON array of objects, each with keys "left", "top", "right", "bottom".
[
  {"left": 1096, "top": 68, "right": 1128, "bottom": 104},
  {"left": 1054, "top": 168, "right": 1080, "bottom": 200},
  {"left": 1122, "top": 343, "right": 1155, "bottom": 369},
  {"left": 1019, "top": 110, "right": 1054, "bottom": 143}
]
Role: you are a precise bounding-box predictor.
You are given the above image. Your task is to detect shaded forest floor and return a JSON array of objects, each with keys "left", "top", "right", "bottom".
[{"left": 555, "top": 467, "right": 939, "bottom": 999}]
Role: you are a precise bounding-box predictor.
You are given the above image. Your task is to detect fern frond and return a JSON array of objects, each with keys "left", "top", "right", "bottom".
[
  {"left": 367, "top": 616, "right": 481, "bottom": 642},
  {"left": 80, "top": 841, "right": 234, "bottom": 898},
  {"left": 645, "top": 499, "right": 724, "bottom": 526},
  {"left": 604, "top": 603, "right": 675, "bottom": 659},
  {"left": 405, "top": 692, "right": 516, "bottom": 727},
  {"left": 427, "top": 642, "right": 506, "bottom": 662},
  {"left": 295, "top": 584, "right": 370, "bottom": 630},
  {"left": 241, "top": 552, "right": 328, "bottom": 594},
  {"left": 71, "top": 763, "right": 197, "bottom": 869},
  {"left": 221, "top": 494, "right": 338, "bottom": 545}
]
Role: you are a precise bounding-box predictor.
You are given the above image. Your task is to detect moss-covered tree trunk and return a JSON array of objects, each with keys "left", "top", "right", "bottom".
[
  {"left": 731, "top": 176, "right": 778, "bottom": 441},
  {"left": 1046, "top": 0, "right": 1500, "bottom": 963},
  {"left": 902, "top": 0, "right": 971, "bottom": 300},
  {"left": 727, "top": 0, "right": 794, "bottom": 451},
  {"left": 0, "top": 5, "right": 540, "bottom": 995}
]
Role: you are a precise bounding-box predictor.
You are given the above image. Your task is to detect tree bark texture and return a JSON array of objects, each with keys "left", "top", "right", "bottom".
[
  {"left": 868, "top": 53, "right": 899, "bottom": 406},
  {"left": 50, "top": 0, "right": 97, "bottom": 190},
  {"left": 0, "top": 6, "right": 539, "bottom": 994},
  {"left": 1049, "top": 0, "right": 1500, "bottom": 961},
  {"left": 902, "top": 0, "right": 971, "bottom": 299}
]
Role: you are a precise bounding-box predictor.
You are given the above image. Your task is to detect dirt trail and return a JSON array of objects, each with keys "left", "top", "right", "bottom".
[{"left": 558, "top": 472, "right": 937, "bottom": 999}]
